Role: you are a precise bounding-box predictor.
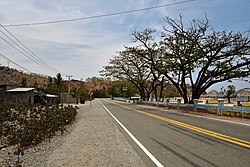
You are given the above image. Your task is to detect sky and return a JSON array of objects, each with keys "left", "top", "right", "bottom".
[{"left": 0, "top": 0, "right": 249, "bottom": 91}]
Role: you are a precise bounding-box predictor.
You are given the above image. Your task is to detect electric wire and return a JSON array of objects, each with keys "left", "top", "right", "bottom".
[
  {"left": 3, "top": 0, "right": 195, "bottom": 27},
  {"left": 0, "top": 53, "right": 33, "bottom": 73},
  {"left": 0, "top": 24, "right": 59, "bottom": 73},
  {"left": 0, "top": 0, "right": 194, "bottom": 78},
  {"left": 0, "top": 34, "right": 68, "bottom": 76},
  {"left": 0, "top": 26, "right": 68, "bottom": 76},
  {"left": 0, "top": 34, "right": 55, "bottom": 72},
  {"left": 0, "top": 31, "right": 56, "bottom": 73}
]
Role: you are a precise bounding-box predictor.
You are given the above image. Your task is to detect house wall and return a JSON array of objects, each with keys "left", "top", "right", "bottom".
[
  {"left": 46, "top": 97, "right": 60, "bottom": 105},
  {"left": 0, "top": 85, "right": 17, "bottom": 105},
  {"left": 61, "top": 92, "right": 76, "bottom": 103},
  {"left": 0, "top": 92, "right": 5, "bottom": 105},
  {"left": 5, "top": 91, "right": 35, "bottom": 104}
]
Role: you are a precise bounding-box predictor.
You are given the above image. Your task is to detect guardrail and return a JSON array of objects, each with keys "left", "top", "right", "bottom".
[{"left": 112, "top": 97, "right": 250, "bottom": 118}]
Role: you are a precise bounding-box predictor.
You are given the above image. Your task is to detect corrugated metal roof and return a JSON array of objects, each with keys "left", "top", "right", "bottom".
[
  {"left": 46, "top": 94, "right": 59, "bottom": 98},
  {"left": 6, "top": 88, "right": 35, "bottom": 92}
]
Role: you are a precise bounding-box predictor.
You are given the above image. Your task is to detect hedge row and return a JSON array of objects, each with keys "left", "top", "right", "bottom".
[{"left": 0, "top": 104, "right": 78, "bottom": 166}]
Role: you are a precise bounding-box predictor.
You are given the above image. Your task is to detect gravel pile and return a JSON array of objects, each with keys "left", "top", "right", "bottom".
[{"left": 1, "top": 100, "right": 145, "bottom": 167}]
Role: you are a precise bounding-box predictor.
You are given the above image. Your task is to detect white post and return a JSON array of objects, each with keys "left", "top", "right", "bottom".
[
  {"left": 177, "top": 99, "right": 181, "bottom": 110},
  {"left": 218, "top": 99, "right": 224, "bottom": 116},
  {"left": 193, "top": 99, "right": 198, "bottom": 112}
]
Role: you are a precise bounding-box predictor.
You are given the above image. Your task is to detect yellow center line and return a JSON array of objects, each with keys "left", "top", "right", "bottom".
[{"left": 108, "top": 100, "right": 250, "bottom": 149}]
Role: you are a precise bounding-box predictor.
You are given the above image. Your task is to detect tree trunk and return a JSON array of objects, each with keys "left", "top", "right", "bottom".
[
  {"left": 137, "top": 86, "right": 146, "bottom": 101},
  {"left": 154, "top": 89, "right": 158, "bottom": 102},
  {"left": 183, "top": 95, "right": 189, "bottom": 104},
  {"left": 191, "top": 88, "right": 204, "bottom": 104},
  {"left": 180, "top": 85, "right": 189, "bottom": 104},
  {"left": 140, "top": 90, "right": 146, "bottom": 101},
  {"left": 146, "top": 93, "right": 150, "bottom": 101},
  {"left": 159, "top": 77, "right": 165, "bottom": 100},
  {"left": 173, "top": 85, "right": 189, "bottom": 104}
]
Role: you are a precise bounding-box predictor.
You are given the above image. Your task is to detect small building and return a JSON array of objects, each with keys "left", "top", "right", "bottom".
[
  {"left": 0, "top": 84, "right": 17, "bottom": 104},
  {"left": 233, "top": 88, "right": 250, "bottom": 102},
  {"left": 4, "top": 88, "right": 40, "bottom": 104},
  {"left": 60, "top": 92, "right": 77, "bottom": 104},
  {"left": 1, "top": 86, "right": 61, "bottom": 105},
  {"left": 204, "top": 90, "right": 224, "bottom": 99},
  {"left": 44, "top": 94, "right": 60, "bottom": 105},
  {"left": 0, "top": 84, "right": 17, "bottom": 91}
]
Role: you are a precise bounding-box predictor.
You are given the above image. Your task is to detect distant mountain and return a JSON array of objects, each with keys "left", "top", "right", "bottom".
[{"left": 0, "top": 66, "right": 48, "bottom": 87}]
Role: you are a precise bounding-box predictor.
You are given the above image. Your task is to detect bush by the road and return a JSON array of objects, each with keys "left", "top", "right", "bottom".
[{"left": 0, "top": 104, "right": 78, "bottom": 166}]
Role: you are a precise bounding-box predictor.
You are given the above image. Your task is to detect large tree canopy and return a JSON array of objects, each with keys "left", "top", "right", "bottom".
[
  {"left": 102, "top": 15, "right": 250, "bottom": 103},
  {"left": 160, "top": 16, "right": 249, "bottom": 103},
  {"left": 132, "top": 16, "right": 250, "bottom": 103},
  {"left": 101, "top": 46, "right": 162, "bottom": 100}
]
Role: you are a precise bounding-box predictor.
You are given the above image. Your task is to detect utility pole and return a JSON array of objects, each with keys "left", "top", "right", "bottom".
[{"left": 66, "top": 75, "right": 72, "bottom": 93}]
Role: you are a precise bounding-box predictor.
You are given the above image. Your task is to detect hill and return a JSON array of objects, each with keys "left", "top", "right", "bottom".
[
  {"left": 0, "top": 66, "right": 48, "bottom": 87},
  {"left": 0, "top": 66, "right": 112, "bottom": 93}
]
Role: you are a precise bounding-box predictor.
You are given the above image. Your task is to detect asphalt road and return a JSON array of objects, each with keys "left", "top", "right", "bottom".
[{"left": 99, "top": 99, "right": 250, "bottom": 167}]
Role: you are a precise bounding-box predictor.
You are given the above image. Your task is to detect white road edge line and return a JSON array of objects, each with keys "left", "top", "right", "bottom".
[{"left": 98, "top": 100, "right": 164, "bottom": 167}]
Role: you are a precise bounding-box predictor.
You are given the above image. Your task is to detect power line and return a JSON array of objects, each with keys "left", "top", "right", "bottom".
[
  {"left": 0, "top": 24, "right": 59, "bottom": 73},
  {"left": 0, "top": 31, "right": 56, "bottom": 73},
  {"left": 0, "top": 51, "right": 68, "bottom": 78},
  {"left": 3, "top": 0, "right": 195, "bottom": 27},
  {"left": 0, "top": 52, "right": 33, "bottom": 73},
  {"left": 0, "top": 34, "right": 54, "bottom": 72},
  {"left": 0, "top": 25, "right": 68, "bottom": 76},
  {"left": 0, "top": 34, "right": 67, "bottom": 77}
]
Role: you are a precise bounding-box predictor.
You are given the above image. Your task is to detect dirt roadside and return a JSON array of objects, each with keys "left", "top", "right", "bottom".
[
  {"left": 0, "top": 100, "right": 146, "bottom": 167},
  {"left": 45, "top": 100, "right": 146, "bottom": 167}
]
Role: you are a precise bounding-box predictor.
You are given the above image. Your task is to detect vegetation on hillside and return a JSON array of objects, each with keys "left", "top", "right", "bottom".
[
  {"left": 0, "top": 66, "right": 113, "bottom": 100},
  {"left": 0, "top": 66, "right": 48, "bottom": 87},
  {"left": 85, "top": 77, "right": 112, "bottom": 98}
]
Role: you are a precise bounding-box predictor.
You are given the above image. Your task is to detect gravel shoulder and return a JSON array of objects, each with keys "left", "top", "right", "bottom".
[
  {"left": 46, "top": 100, "right": 145, "bottom": 167},
  {"left": 0, "top": 99, "right": 146, "bottom": 167}
]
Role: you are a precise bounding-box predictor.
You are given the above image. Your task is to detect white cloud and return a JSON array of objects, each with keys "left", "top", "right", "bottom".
[{"left": 0, "top": 0, "right": 249, "bottom": 89}]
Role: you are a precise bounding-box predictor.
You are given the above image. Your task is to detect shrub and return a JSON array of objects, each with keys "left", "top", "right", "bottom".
[{"left": 0, "top": 104, "right": 78, "bottom": 166}]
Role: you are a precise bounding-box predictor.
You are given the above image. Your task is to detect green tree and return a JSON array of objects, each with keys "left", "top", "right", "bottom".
[
  {"left": 45, "top": 73, "right": 67, "bottom": 95},
  {"left": 93, "top": 89, "right": 107, "bottom": 98},
  {"left": 131, "top": 29, "right": 167, "bottom": 100},
  {"left": 132, "top": 15, "right": 250, "bottom": 103},
  {"left": 55, "top": 73, "right": 62, "bottom": 86},
  {"left": 222, "top": 85, "right": 236, "bottom": 103},
  {"left": 45, "top": 84, "right": 60, "bottom": 95},
  {"left": 70, "top": 82, "right": 88, "bottom": 102},
  {"left": 47, "top": 76, "right": 53, "bottom": 85},
  {"left": 77, "top": 83, "right": 88, "bottom": 102},
  {"left": 20, "top": 77, "right": 27, "bottom": 87},
  {"left": 102, "top": 45, "right": 163, "bottom": 100},
  {"left": 108, "top": 81, "right": 138, "bottom": 98}
]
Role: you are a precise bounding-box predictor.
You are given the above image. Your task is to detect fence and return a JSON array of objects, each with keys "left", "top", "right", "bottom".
[{"left": 112, "top": 97, "right": 250, "bottom": 118}]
